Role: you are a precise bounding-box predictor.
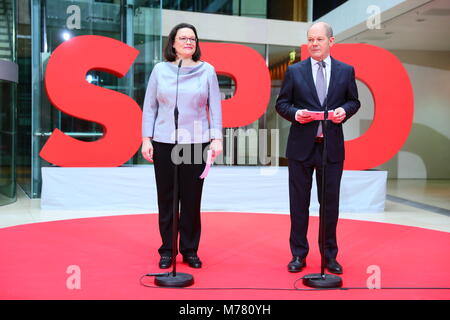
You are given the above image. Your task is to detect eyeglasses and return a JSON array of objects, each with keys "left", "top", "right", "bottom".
[{"left": 176, "top": 37, "right": 197, "bottom": 44}]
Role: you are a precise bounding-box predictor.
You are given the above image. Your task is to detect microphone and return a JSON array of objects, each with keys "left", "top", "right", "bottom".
[
  {"left": 174, "top": 60, "right": 182, "bottom": 143},
  {"left": 303, "top": 58, "right": 342, "bottom": 288},
  {"left": 321, "top": 61, "right": 328, "bottom": 120},
  {"left": 154, "top": 57, "right": 194, "bottom": 288},
  {"left": 146, "top": 272, "right": 171, "bottom": 276}
]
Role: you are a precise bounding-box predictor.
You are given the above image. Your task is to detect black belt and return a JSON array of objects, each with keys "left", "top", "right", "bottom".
[{"left": 315, "top": 136, "right": 324, "bottom": 143}]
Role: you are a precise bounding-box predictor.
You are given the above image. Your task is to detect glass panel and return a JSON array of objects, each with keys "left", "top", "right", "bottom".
[
  {"left": 313, "top": 0, "right": 347, "bottom": 21},
  {"left": 42, "top": 0, "right": 124, "bottom": 145},
  {"left": 268, "top": 44, "right": 301, "bottom": 166},
  {"left": 0, "top": 0, "right": 17, "bottom": 205},
  {"left": 162, "top": 0, "right": 310, "bottom": 21},
  {"left": 267, "top": 0, "right": 308, "bottom": 21},
  {"left": 28, "top": 0, "right": 162, "bottom": 197},
  {"left": 163, "top": 0, "right": 233, "bottom": 15},
  {"left": 132, "top": 0, "right": 162, "bottom": 165},
  {"left": 221, "top": 41, "right": 267, "bottom": 166},
  {"left": 237, "top": 0, "right": 266, "bottom": 18},
  {"left": 0, "top": 0, "right": 15, "bottom": 61},
  {"left": 0, "top": 80, "right": 17, "bottom": 205},
  {"left": 17, "top": 0, "right": 32, "bottom": 197},
  {"left": 195, "top": 40, "right": 267, "bottom": 166},
  {"left": 162, "top": 0, "right": 267, "bottom": 18}
]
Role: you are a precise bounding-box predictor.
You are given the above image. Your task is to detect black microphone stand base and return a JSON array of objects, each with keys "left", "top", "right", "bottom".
[
  {"left": 302, "top": 273, "right": 342, "bottom": 289},
  {"left": 155, "top": 272, "right": 194, "bottom": 287}
]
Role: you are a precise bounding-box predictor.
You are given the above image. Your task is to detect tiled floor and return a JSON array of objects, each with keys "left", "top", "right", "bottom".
[
  {"left": 386, "top": 179, "right": 450, "bottom": 210},
  {"left": 0, "top": 179, "right": 449, "bottom": 232}
]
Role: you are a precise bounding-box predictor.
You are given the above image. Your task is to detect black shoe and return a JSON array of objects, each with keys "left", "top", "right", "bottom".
[
  {"left": 183, "top": 255, "right": 202, "bottom": 268},
  {"left": 326, "top": 259, "right": 343, "bottom": 274},
  {"left": 159, "top": 256, "right": 172, "bottom": 269},
  {"left": 288, "top": 256, "right": 306, "bottom": 273}
]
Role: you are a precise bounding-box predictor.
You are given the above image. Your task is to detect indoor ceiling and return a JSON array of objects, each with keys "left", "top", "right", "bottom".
[{"left": 340, "top": 0, "right": 450, "bottom": 51}]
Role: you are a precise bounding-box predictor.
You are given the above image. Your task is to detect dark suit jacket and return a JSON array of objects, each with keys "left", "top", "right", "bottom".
[{"left": 276, "top": 57, "right": 360, "bottom": 163}]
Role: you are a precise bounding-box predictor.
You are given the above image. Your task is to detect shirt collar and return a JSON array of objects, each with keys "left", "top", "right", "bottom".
[{"left": 311, "top": 55, "right": 331, "bottom": 68}]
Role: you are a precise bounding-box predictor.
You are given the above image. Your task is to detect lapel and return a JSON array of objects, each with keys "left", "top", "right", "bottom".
[
  {"left": 298, "top": 56, "right": 342, "bottom": 108},
  {"left": 299, "top": 58, "right": 321, "bottom": 107},
  {"left": 327, "top": 56, "right": 340, "bottom": 103}
]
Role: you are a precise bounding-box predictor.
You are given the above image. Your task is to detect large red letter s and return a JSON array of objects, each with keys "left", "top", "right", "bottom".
[{"left": 40, "top": 35, "right": 141, "bottom": 167}]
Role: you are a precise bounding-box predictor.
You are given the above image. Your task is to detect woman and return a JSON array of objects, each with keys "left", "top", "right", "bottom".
[{"left": 141, "top": 23, "right": 223, "bottom": 269}]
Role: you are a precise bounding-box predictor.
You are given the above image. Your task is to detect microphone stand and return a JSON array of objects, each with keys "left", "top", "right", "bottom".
[
  {"left": 155, "top": 59, "right": 194, "bottom": 287},
  {"left": 303, "top": 60, "right": 342, "bottom": 289}
]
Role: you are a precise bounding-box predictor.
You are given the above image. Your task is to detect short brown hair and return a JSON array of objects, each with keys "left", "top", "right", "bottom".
[
  {"left": 164, "top": 23, "right": 202, "bottom": 62},
  {"left": 307, "top": 22, "right": 334, "bottom": 38}
]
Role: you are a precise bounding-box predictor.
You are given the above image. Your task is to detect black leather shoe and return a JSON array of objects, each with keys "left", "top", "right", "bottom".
[
  {"left": 288, "top": 256, "right": 306, "bottom": 273},
  {"left": 159, "top": 256, "right": 172, "bottom": 269},
  {"left": 326, "top": 259, "right": 343, "bottom": 274},
  {"left": 183, "top": 255, "right": 202, "bottom": 268}
]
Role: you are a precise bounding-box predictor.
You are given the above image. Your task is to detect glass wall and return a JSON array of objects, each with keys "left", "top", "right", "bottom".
[
  {"left": 0, "top": 0, "right": 17, "bottom": 205},
  {"left": 17, "top": 0, "right": 32, "bottom": 198},
  {"left": 312, "top": 0, "right": 347, "bottom": 20},
  {"left": 163, "top": 0, "right": 267, "bottom": 18},
  {"left": 220, "top": 41, "right": 268, "bottom": 166},
  {"left": 216, "top": 43, "right": 304, "bottom": 168},
  {"left": 267, "top": 44, "right": 301, "bottom": 166},
  {"left": 17, "top": 0, "right": 162, "bottom": 198},
  {"left": 14, "top": 0, "right": 309, "bottom": 199},
  {"left": 0, "top": 79, "right": 17, "bottom": 205},
  {"left": 162, "top": 0, "right": 308, "bottom": 21}
]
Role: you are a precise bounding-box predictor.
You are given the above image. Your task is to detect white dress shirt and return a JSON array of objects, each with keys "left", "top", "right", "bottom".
[
  {"left": 310, "top": 55, "right": 331, "bottom": 137},
  {"left": 311, "top": 55, "right": 331, "bottom": 92}
]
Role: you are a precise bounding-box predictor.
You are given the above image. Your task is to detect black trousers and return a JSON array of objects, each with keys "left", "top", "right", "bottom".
[
  {"left": 153, "top": 141, "right": 209, "bottom": 257},
  {"left": 288, "top": 141, "right": 344, "bottom": 260}
]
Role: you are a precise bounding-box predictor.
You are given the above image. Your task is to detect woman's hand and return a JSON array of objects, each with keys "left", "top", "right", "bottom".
[
  {"left": 209, "top": 139, "right": 223, "bottom": 162},
  {"left": 141, "top": 138, "right": 154, "bottom": 162}
]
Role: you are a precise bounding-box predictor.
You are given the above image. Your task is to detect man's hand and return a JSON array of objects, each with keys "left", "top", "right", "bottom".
[
  {"left": 332, "top": 107, "right": 346, "bottom": 124},
  {"left": 295, "top": 109, "right": 314, "bottom": 124}
]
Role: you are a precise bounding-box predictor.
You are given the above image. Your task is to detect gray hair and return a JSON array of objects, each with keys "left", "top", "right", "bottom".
[{"left": 307, "top": 22, "right": 334, "bottom": 38}]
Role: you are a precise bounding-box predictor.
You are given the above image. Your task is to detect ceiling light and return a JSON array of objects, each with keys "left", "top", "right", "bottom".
[{"left": 62, "top": 31, "right": 72, "bottom": 41}]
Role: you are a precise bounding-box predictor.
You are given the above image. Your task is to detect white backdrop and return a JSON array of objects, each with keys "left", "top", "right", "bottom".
[{"left": 41, "top": 166, "right": 387, "bottom": 214}]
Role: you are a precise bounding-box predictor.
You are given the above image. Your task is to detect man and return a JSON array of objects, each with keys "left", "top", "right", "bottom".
[{"left": 275, "top": 22, "right": 360, "bottom": 274}]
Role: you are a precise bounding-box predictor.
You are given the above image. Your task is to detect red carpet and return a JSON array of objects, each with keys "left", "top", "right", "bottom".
[{"left": 0, "top": 212, "right": 449, "bottom": 300}]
